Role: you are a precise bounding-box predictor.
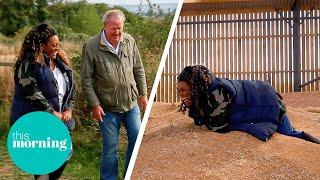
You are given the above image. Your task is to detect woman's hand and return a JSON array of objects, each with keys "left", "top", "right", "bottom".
[
  {"left": 58, "top": 49, "right": 70, "bottom": 66},
  {"left": 62, "top": 109, "right": 72, "bottom": 121},
  {"left": 53, "top": 111, "right": 63, "bottom": 119},
  {"left": 181, "top": 97, "right": 192, "bottom": 107}
]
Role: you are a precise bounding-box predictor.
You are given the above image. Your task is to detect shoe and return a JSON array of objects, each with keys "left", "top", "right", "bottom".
[{"left": 302, "top": 132, "right": 320, "bottom": 144}]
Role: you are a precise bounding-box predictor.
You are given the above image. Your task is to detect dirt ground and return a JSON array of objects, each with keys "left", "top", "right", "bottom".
[{"left": 132, "top": 91, "right": 320, "bottom": 179}]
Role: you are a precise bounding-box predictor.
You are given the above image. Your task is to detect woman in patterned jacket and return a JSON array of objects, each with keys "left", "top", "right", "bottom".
[
  {"left": 177, "top": 65, "right": 319, "bottom": 144},
  {"left": 10, "top": 23, "right": 75, "bottom": 179}
]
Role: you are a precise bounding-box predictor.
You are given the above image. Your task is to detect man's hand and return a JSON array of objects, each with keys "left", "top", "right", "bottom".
[
  {"left": 62, "top": 109, "right": 72, "bottom": 121},
  {"left": 92, "top": 105, "right": 105, "bottom": 121},
  {"left": 138, "top": 95, "right": 148, "bottom": 112}
]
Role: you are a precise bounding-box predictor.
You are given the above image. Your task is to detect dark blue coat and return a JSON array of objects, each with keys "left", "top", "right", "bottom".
[
  {"left": 10, "top": 55, "right": 75, "bottom": 130},
  {"left": 37, "top": 55, "right": 75, "bottom": 113},
  {"left": 209, "top": 77, "right": 280, "bottom": 141}
]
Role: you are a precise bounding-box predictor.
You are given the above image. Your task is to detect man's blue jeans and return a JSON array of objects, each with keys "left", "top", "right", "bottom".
[{"left": 98, "top": 104, "right": 141, "bottom": 180}]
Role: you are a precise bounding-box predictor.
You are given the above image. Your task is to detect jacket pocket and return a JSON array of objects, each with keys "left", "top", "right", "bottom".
[
  {"left": 131, "top": 82, "right": 139, "bottom": 101},
  {"left": 97, "top": 87, "right": 118, "bottom": 107},
  {"left": 122, "top": 50, "right": 134, "bottom": 67},
  {"left": 96, "top": 58, "right": 111, "bottom": 78}
]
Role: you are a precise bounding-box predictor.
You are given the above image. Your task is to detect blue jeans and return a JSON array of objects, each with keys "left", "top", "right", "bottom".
[
  {"left": 98, "top": 104, "right": 141, "bottom": 180},
  {"left": 277, "top": 114, "right": 304, "bottom": 138}
]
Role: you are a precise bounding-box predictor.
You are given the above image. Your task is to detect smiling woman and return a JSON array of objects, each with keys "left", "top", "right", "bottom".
[
  {"left": 10, "top": 23, "right": 76, "bottom": 180},
  {"left": 42, "top": 35, "right": 60, "bottom": 62},
  {"left": 177, "top": 65, "right": 320, "bottom": 144}
]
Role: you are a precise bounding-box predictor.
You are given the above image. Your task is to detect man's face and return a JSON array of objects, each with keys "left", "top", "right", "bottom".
[{"left": 104, "top": 16, "right": 124, "bottom": 46}]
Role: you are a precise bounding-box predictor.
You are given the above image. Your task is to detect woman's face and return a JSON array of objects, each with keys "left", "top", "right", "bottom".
[
  {"left": 42, "top": 35, "right": 59, "bottom": 60},
  {"left": 177, "top": 81, "right": 190, "bottom": 98}
]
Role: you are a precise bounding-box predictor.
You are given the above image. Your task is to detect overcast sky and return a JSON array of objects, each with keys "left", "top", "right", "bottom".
[{"left": 86, "top": 0, "right": 179, "bottom": 5}]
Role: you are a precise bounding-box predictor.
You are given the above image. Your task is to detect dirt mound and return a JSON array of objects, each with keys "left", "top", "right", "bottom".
[{"left": 132, "top": 93, "right": 320, "bottom": 179}]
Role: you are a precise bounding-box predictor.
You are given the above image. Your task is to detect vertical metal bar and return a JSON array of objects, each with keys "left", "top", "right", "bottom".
[
  {"left": 289, "top": 11, "right": 293, "bottom": 92},
  {"left": 188, "top": 16, "right": 192, "bottom": 67},
  {"left": 196, "top": 15, "right": 198, "bottom": 66},
  {"left": 278, "top": 11, "right": 286, "bottom": 92},
  {"left": 223, "top": 13, "right": 226, "bottom": 78},
  {"left": 240, "top": 13, "right": 244, "bottom": 80},
  {"left": 226, "top": 14, "right": 230, "bottom": 79},
  {"left": 284, "top": 11, "right": 289, "bottom": 92},
  {"left": 237, "top": 13, "right": 240, "bottom": 79},
  {"left": 314, "top": 10, "right": 320, "bottom": 91},
  {"left": 175, "top": 17, "right": 181, "bottom": 102},
  {"left": 301, "top": 11, "right": 306, "bottom": 92},
  {"left": 214, "top": 14, "right": 217, "bottom": 74},
  {"left": 218, "top": 14, "right": 221, "bottom": 76},
  {"left": 293, "top": 0, "right": 301, "bottom": 92},
  {"left": 233, "top": 13, "right": 237, "bottom": 80},
  {"left": 207, "top": 14, "right": 211, "bottom": 70},
  {"left": 270, "top": 12, "right": 275, "bottom": 86}
]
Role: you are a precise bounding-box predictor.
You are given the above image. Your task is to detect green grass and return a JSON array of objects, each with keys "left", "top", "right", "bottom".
[
  {"left": 0, "top": 101, "right": 30, "bottom": 179},
  {"left": 0, "top": 102, "right": 128, "bottom": 180}
]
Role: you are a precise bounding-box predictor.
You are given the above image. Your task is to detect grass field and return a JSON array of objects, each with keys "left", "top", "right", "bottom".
[
  {"left": 0, "top": 11, "right": 166, "bottom": 176},
  {"left": 0, "top": 101, "right": 128, "bottom": 180}
]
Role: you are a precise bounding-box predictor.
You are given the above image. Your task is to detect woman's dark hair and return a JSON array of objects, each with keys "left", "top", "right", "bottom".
[
  {"left": 177, "top": 65, "right": 212, "bottom": 112},
  {"left": 18, "top": 23, "right": 57, "bottom": 63}
]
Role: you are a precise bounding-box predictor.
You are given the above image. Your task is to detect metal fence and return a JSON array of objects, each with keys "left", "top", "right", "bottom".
[{"left": 157, "top": 10, "right": 320, "bottom": 103}]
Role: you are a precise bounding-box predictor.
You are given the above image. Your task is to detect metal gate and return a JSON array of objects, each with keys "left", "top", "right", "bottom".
[{"left": 157, "top": 10, "right": 320, "bottom": 103}]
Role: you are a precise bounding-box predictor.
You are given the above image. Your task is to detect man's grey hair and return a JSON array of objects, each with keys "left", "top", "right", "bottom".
[{"left": 102, "top": 9, "right": 126, "bottom": 25}]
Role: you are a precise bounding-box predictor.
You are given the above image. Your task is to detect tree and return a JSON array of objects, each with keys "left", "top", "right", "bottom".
[
  {"left": 0, "top": 0, "right": 36, "bottom": 35},
  {"left": 36, "top": 0, "right": 48, "bottom": 23}
]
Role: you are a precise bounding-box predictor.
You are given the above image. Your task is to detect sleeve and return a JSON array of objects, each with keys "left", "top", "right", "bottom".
[
  {"left": 132, "top": 39, "right": 148, "bottom": 96},
  {"left": 81, "top": 43, "right": 100, "bottom": 109},
  {"left": 204, "top": 86, "right": 232, "bottom": 132},
  {"left": 18, "top": 62, "right": 54, "bottom": 112},
  {"left": 188, "top": 105, "right": 205, "bottom": 126}
]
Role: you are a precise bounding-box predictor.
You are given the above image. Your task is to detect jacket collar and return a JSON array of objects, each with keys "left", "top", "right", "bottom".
[
  {"left": 99, "top": 29, "right": 125, "bottom": 55},
  {"left": 44, "top": 54, "right": 71, "bottom": 72}
]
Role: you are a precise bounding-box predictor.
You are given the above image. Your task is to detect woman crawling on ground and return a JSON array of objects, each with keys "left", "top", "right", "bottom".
[{"left": 177, "top": 65, "right": 320, "bottom": 144}]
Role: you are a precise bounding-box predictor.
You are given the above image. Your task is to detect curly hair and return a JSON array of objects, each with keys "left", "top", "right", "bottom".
[
  {"left": 17, "top": 23, "right": 57, "bottom": 63},
  {"left": 177, "top": 65, "right": 212, "bottom": 112}
]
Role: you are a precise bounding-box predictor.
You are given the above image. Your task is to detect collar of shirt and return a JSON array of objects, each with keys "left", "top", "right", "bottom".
[{"left": 100, "top": 30, "right": 121, "bottom": 55}]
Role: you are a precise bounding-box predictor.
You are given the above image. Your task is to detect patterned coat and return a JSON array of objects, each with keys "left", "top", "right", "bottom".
[
  {"left": 10, "top": 55, "right": 75, "bottom": 130},
  {"left": 189, "top": 76, "right": 286, "bottom": 141}
]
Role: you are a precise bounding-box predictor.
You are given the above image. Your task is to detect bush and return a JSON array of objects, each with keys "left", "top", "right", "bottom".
[
  {"left": 53, "top": 25, "right": 89, "bottom": 41},
  {"left": 69, "top": 5, "right": 102, "bottom": 36}
]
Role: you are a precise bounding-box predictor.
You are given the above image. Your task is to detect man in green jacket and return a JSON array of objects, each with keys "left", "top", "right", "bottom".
[{"left": 81, "top": 9, "right": 148, "bottom": 180}]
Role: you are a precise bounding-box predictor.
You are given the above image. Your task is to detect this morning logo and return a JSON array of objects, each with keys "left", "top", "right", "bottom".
[{"left": 7, "top": 112, "right": 72, "bottom": 175}]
